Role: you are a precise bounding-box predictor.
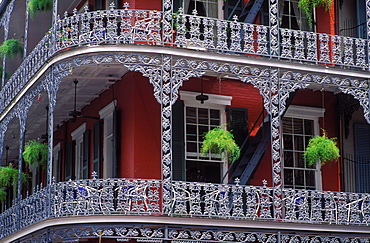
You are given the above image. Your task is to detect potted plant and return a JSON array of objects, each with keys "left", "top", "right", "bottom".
[
  {"left": 303, "top": 130, "right": 340, "bottom": 166},
  {"left": 298, "top": 0, "right": 332, "bottom": 29},
  {"left": 0, "top": 39, "right": 24, "bottom": 59},
  {"left": 27, "top": 0, "right": 53, "bottom": 19},
  {"left": 0, "top": 164, "right": 27, "bottom": 202},
  {"left": 201, "top": 126, "right": 240, "bottom": 163},
  {"left": 22, "top": 140, "right": 48, "bottom": 169}
]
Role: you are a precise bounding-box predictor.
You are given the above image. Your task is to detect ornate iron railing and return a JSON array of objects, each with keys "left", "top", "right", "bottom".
[
  {"left": 0, "top": 178, "right": 162, "bottom": 239},
  {"left": 0, "top": 4, "right": 369, "bottom": 113},
  {"left": 2, "top": 178, "right": 370, "bottom": 240}
]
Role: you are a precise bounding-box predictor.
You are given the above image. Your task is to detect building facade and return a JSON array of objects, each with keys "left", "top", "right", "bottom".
[{"left": 0, "top": 0, "right": 370, "bottom": 242}]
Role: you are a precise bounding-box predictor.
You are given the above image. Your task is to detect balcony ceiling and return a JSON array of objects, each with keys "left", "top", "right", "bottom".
[{"left": 2, "top": 64, "right": 127, "bottom": 165}]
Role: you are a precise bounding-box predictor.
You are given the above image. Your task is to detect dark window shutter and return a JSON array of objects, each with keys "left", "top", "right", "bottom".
[
  {"left": 114, "top": 0, "right": 122, "bottom": 8},
  {"left": 172, "top": 100, "right": 185, "bottom": 181},
  {"left": 65, "top": 141, "right": 75, "bottom": 180},
  {"left": 82, "top": 130, "right": 90, "bottom": 179},
  {"left": 95, "top": 0, "right": 103, "bottom": 10},
  {"left": 354, "top": 124, "right": 370, "bottom": 193},
  {"left": 228, "top": 107, "right": 248, "bottom": 147},
  {"left": 57, "top": 148, "right": 62, "bottom": 182},
  {"left": 112, "top": 108, "right": 118, "bottom": 178},
  {"left": 93, "top": 120, "right": 103, "bottom": 178}
]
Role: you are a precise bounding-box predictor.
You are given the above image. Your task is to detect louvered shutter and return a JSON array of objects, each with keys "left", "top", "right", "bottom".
[
  {"left": 228, "top": 107, "right": 248, "bottom": 147},
  {"left": 65, "top": 141, "right": 75, "bottom": 180},
  {"left": 354, "top": 124, "right": 370, "bottom": 193},
  {"left": 82, "top": 130, "right": 90, "bottom": 179},
  {"left": 172, "top": 101, "right": 185, "bottom": 181}
]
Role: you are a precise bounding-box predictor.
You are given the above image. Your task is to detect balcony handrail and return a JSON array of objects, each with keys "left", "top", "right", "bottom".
[
  {"left": 0, "top": 6, "right": 369, "bottom": 113},
  {"left": 2, "top": 178, "right": 370, "bottom": 240}
]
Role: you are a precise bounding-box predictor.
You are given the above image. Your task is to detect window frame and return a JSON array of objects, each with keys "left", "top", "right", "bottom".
[
  {"left": 279, "top": 0, "right": 310, "bottom": 31},
  {"left": 181, "top": 0, "right": 224, "bottom": 19},
  {"left": 283, "top": 105, "right": 325, "bottom": 190},
  {"left": 180, "top": 90, "right": 232, "bottom": 183},
  {"left": 99, "top": 100, "right": 116, "bottom": 179},
  {"left": 52, "top": 143, "right": 61, "bottom": 182},
  {"left": 71, "top": 123, "right": 87, "bottom": 180}
]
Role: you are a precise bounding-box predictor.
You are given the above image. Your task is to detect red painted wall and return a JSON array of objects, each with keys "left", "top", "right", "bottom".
[
  {"left": 316, "top": 1, "right": 336, "bottom": 35},
  {"left": 53, "top": 72, "right": 161, "bottom": 181},
  {"left": 124, "top": 0, "right": 161, "bottom": 10}
]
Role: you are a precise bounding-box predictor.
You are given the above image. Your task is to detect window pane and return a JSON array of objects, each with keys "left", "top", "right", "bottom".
[
  {"left": 306, "top": 170, "right": 316, "bottom": 187},
  {"left": 304, "top": 119, "right": 314, "bottom": 135},
  {"left": 293, "top": 118, "right": 304, "bottom": 134},
  {"left": 199, "top": 125, "right": 209, "bottom": 140},
  {"left": 187, "top": 142, "right": 197, "bottom": 153},
  {"left": 283, "top": 134, "right": 293, "bottom": 150},
  {"left": 295, "top": 151, "right": 304, "bottom": 168},
  {"left": 283, "top": 117, "right": 293, "bottom": 133},
  {"left": 198, "top": 108, "right": 209, "bottom": 124},
  {"left": 295, "top": 169, "right": 304, "bottom": 186},
  {"left": 284, "top": 151, "right": 294, "bottom": 167},
  {"left": 284, "top": 168, "right": 294, "bottom": 186},
  {"left": 186, "top": 107, "right": 196, "bottom": 123},
  {"left": 294, "top": 135, "right": 304, "bottom": 151}
]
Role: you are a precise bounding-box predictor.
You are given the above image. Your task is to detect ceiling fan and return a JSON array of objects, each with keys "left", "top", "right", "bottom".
[{"left": 69, "top": 79, "right": 100, "bottom": 122}]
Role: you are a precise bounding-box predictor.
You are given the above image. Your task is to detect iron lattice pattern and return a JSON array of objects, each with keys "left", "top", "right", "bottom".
[
  {"left": 17, "top": 224, "right": 370, "bottom": 242},
  {"left": 1, "top": 3, "right": 370, "bottom": 111},
  {"left": 2, "top": 178, "right": 370, "bottom": 239}
]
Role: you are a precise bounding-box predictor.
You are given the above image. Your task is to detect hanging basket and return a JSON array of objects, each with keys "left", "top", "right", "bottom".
[
  {"left": 201, "top": 127, "right": 240, "bottom": 163},
  {"left": 0, "top": 39, "right": 23, "bottom": 59},
  {"left": 28, "top": 0, "right": 53, "bottom": 19},
  {"left": 22, "top": 140, "right": 48, "bottom": 168},
  {"left": 303, "top": 131, "right": 340, "bottom": 166},
  {"left": 0, "top": 164, "right": 28, "bottom": 202}
]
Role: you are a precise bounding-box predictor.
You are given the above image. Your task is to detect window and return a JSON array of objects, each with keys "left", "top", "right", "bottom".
[
  {"left": 180, "top": 91, "right": 232, "bottom": 183},
  {"left": 99, "top": 101, "right": 117, "bottom": 178},
  {"left": 283, "top": 105, "right": 324, "bottom": 190},
  {"left": 279, "top": 0, "right": 309, "bottom": 31},
  {"left": 71, "top": 123, "right": 89, "bottom": 180},
  {"left": 176, "top": 0, "right": 222, "bottom": 18}
]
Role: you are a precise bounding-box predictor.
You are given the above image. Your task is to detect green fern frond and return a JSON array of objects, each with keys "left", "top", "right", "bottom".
[
  {"left": 303, "top": 131, "right": 339, "bottom": 166},
  {"left": 298, "top": 0, "right": 332, "bottom": 30},
  {"left": 0, "top": 39, "right": 23, "bottom": 59},
  {"left": 201, "top": 127, "right": 240, "bottom": 163},
  {"left": 23, "top": 140, "right": 48, "bottom": 168},
  {"left": 28, "top": 0, "right": 53, "bottom": 19}
]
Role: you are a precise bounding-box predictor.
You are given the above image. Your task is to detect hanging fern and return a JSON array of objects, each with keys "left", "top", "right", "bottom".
[
  {"left": 28, "top": 0, "right": 53, "bottom": 19},
  {"left": 201, "top": 127, "right": 240, "bottom": 163},
  {"left": 0, "top": 164, "right": 28, "bottom": 202},
  {"left": 298, "top": 0, "right": 332, "bottom": 30},
  {"left": 303, "top": 131, "right": 340, "bottom": 166},
  {"left": 23, "top": 140, "right": 48, "bottom": 168},
  {"left": 0, "top": 39, "right": 23, "bottom": 59}
]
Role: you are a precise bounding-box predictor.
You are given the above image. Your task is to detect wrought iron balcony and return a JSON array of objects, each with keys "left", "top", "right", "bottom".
[
  {"left": 0, "top": 4, "right": 369, "bottom": 114},
  {"left": 1, "top": 177, "right": 370, "bottom": 240}
]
